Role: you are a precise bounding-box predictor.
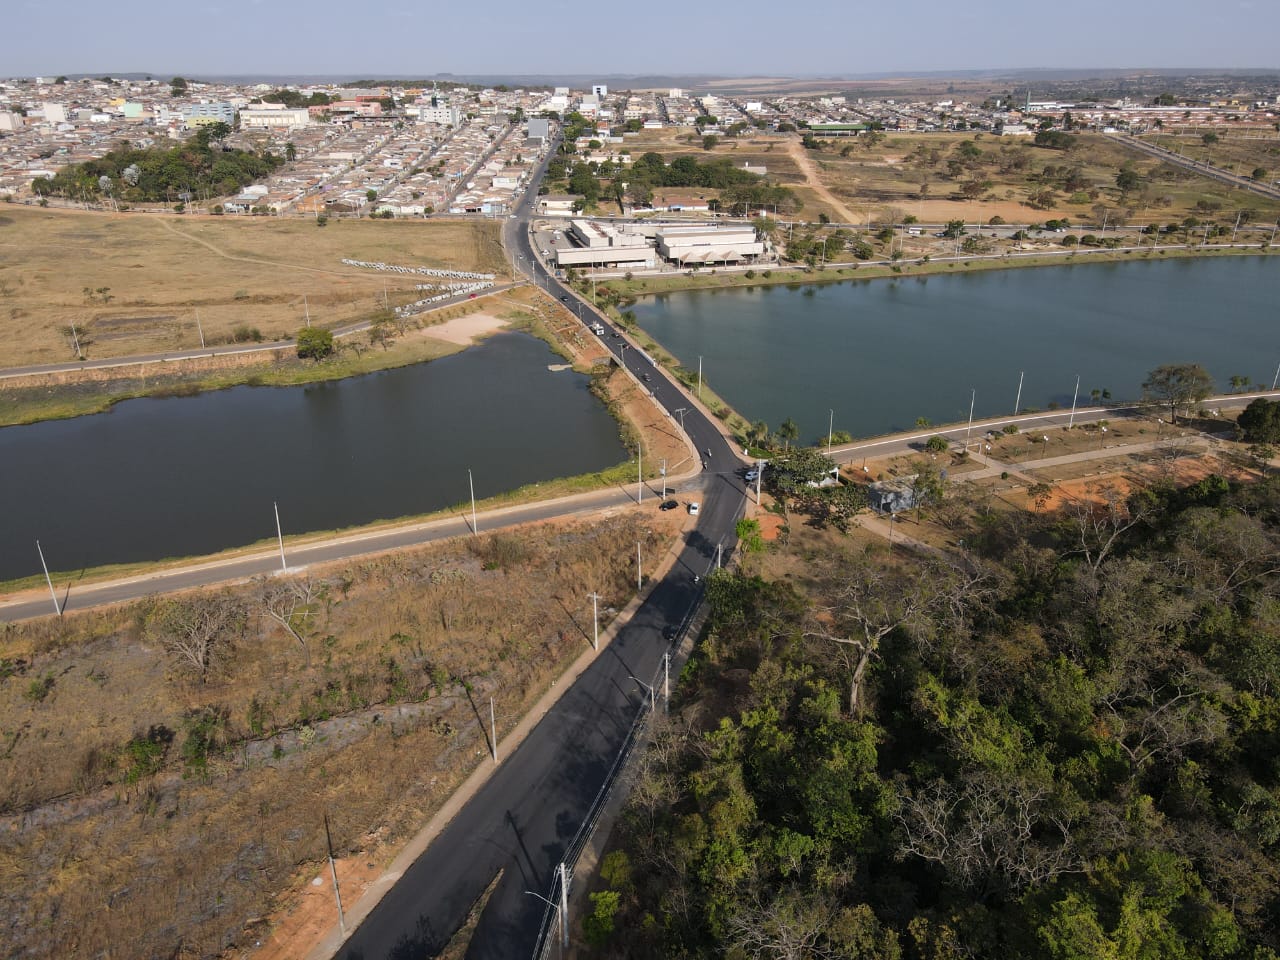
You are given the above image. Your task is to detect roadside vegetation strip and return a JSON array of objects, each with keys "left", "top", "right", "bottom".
[{"left": 0, "top": 514, "right": 679, "bottom": 960}]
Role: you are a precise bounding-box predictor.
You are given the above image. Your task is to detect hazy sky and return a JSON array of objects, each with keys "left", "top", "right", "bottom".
[{"left": 10, "top": 0, "right": 1278, "bottom": 79}]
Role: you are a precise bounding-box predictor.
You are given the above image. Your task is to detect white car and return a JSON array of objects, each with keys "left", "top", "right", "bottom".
[
  {"left": 688, "top": 501, "right": 700, "bottom": 516},
  {"left": 744, "top": 470, "right": 758, "bottom": 482}
]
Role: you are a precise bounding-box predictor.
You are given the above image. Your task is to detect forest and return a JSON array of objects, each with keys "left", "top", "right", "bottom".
[{"left": 590, "top": 469, "right": 1280, "bottom": 959}]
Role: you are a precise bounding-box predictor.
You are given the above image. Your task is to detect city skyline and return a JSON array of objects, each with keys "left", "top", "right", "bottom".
[{"left": 10, "top": 0, "right": 1279, "bottom": 80}]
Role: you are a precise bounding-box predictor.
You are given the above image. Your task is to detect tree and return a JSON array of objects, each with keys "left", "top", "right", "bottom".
[
  {"left": 1238, "top": 398, "right": 1280, "bottom": 444},
  {"left": 702, "top": 134, "right": 719, "bottom": 151},
  {"left": 257, "top": 577, "right": 323, "bottom": 667},
  {"left": 925, "top": 435, "right": 949, "bottom": 454},
  {"left": 146, "top": 594, "right": 245, "bottom": 682},
  {"left": 170, "top": 76, "right": 188, "bottom": 96},
  {"left": 942, "top": 219, "right": 966, "bottom": 239},
  {"left": 1115, "top": 167, "right": 1141, "bottom": 193},
  {"left": 296, "top": 327, "right": 335, "bottom": 360},
  {"left": 1141, "top": 363, "right": 1213, "bottom": 423},
  {"left": 1201, "top": 132, "right": 1219, "bottom": 145},
  {"left": 285, "top": 142, "right": 297, "bottom": 162},
  {"left": 778, "top": 417, "right": 800, "bottom": 451},
  {"left": 1252, "top": 167, "right": 1268, "bottom": 182}
]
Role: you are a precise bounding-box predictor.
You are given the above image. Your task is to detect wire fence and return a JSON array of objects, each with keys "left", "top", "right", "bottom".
[{"left": 529, "top": 558, "right": 719, "bottom": 960}]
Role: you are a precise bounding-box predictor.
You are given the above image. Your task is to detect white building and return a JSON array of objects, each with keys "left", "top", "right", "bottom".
[
  {"left": 555, "top": 219, "right": 656, "bottom": 269},
  {"left": 655, "top": 225, "right": 764, "bottom": 265},
  {"left": 592, "top": 84, "right": 608, "bottom": 98},
  {"left": 42, "top": 102, "right": 67, "bottom": 124},
  {"left": 239, "top": 106, "right": 310, "bottom": 129},
  {"left": 0, "top": 112, "right": 23, "bottom": 131},
  {"left": 419, "top": 105, "right": 462, "bottom": 128}
]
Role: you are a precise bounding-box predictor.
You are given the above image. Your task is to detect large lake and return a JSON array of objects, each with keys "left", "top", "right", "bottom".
[
  {"left": 632, "top": 255, "right": 1279, "bottom": 443},
  {"left": 0, "top": 332, "right": 628, "bottom": 582}
]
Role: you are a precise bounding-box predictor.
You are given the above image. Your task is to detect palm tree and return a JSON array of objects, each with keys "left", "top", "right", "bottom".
[
  {"left": 747, "top": 420, "right": 770, "bottom": 449},
  {"left": 779, "top": 418, "right": 800, "bottom": 451}
]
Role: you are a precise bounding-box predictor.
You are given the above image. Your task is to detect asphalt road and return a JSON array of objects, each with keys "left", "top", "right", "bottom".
[{"left": 333, "top": 137, "right": 750, "bottom": 960}]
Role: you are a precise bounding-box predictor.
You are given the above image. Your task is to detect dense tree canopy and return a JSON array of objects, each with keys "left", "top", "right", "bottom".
[
  {"left": 32, "top": 126, "right": 282, "bottom": 203},
  {"left": 596, "top": 471, "right": 1280, "bottom": 959}
]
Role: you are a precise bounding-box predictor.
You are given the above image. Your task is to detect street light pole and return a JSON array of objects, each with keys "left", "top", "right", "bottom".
[
  {"left": 36, "top": 540, "right": 61, "bottom": 617},
  {"left": 662, "top": 652, "right": 671, "bottom": 713},
  {"left": 469, "top": 469, "right": 478, "bottom": 535},
  {"left": 274, "top": 501, "right": 287, "bottom": 572},
  {"left": 636, "top": 541, "right": 642, "bottom": 591},
  {"left": 827, "top": 408, "right": 834, "bottom": 455},
  {"left": 588, "top": 591, "right": 600, "bottom": 650},
  {"left": 1068, "top": 374, "right": 1081, "bottom": 428},
  {"left": 1014, "top": 370, "right": 1024, "bottom": 415},
  {"left": 697, "top": 356, "right": 702, "bottom": 399},
  {"left": 637, "top": 446, "right": 643, "bottom": 504},
  {"left": 660, "top": 458, "right": 667, "bottom": 499},
  {"left": 964, "top": 389, "right": 975, "bottom": 453},
  {"left": 490, "top": 697, "right": 498, "bottom": 763}
]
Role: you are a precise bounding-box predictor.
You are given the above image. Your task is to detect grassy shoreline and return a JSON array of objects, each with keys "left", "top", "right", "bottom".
[{"left": 609, "top": 242, "right": 1277, "bottom": 300}]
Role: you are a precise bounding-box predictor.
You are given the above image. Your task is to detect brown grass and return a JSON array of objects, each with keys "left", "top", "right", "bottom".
[
  {"left": 0, "top": 511, "right": 682, "bottom": 960},
  {"left": 0, "top": 205, "right": 508, "bottom": 367}
]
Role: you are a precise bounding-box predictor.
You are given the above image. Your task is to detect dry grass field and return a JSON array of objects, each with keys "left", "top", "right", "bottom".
[
  {"left": 0, "top": 205, "right": 508, "bottom": 367},
  {"left": 617, "top": 128, "right": 1280, "bottom": 227},
  {"left": 0, "top": 511, "right": 683, "bottom": 960}
]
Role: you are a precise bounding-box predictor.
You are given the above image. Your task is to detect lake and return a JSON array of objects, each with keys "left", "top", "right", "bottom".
[
  {"left": 0, "top": 332, "right": 628, "bottom": 582},
  {"left": 632, "top": 255, "right": 1279, "bottom": 444}
]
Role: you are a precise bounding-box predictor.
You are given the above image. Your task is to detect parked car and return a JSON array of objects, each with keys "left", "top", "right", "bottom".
[
  {"left": 688, "top": 501, "right": 700, "bottom": 515},
  {"left": 744, "top": 469, "right": 758, "bottom": 482},
  {"left": 660, "top": 499, "right": 678, "bottom": 511}
]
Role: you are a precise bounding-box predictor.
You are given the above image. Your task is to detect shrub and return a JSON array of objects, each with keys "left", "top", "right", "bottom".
[{"left": 231, "top": 325, "right": 262, "bottom": 343}]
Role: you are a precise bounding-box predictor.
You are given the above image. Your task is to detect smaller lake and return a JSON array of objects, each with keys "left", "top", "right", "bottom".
[
  {"left": 0, "top": 332, "right": 629, "bottom": 582},
  {"left": 632, "top": 255, "right": 1280, "bottom": 443}
]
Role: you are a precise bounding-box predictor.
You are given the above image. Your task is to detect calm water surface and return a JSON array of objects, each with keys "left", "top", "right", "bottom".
[
  {"left": 0, "top": 332, "right": 628, "bottom": 581},
  {"left": 633, "top": 256, "right": 1279, "bottom": 442}
]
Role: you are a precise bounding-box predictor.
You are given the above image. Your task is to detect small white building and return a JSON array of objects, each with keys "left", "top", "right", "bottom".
[
  {"left": 240, "top": 106, "right": 310, "bottom": 129},
  {"left": 655, "top": 225, "right": 764, "bottom": 265}
]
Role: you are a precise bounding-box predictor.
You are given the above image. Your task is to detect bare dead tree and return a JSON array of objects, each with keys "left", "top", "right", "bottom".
[
  {"left": 146, "top": 594, "right": 246, "bottom": 682},
  {"left": 896, "top": 772, "right": 1084, "bottom": 895},
  {"left": 1061, "top": 480, "right": 1153, "bottom": 573},
  {"left": 256, "top": 576, "right": 324, "bottom": 667},
  {"left": 806, "top": 553, "right": 989, "bottom": 716},
  {"left": 726, "top": 888, "right": 838, "bottom": 960}
]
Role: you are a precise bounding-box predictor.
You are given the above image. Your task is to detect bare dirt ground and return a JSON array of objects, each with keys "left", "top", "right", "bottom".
[
  {"left": 420, "top": 310, "right": 510, "bottom": 345},
  {"left": 783, "top": 139, "right": 859, "bottom": 223}
]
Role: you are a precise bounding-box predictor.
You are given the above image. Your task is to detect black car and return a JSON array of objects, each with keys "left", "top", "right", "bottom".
[
  {"left": 642, "top": 373, "right": 652, "bottom": 382},
  {"left": 659, "top": 499, "right": 678, "bottom": 511},
  {"left": 559, "top": 295, "right": 569, "bottom": 302}
]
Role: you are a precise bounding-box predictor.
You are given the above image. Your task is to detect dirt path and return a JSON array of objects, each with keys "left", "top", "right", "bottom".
[
  {"left": 156, "top": 219, "right": 366, "bottom": 279},
  {"left": 783, "top": 138, "right": 860, "bottom": 223}
]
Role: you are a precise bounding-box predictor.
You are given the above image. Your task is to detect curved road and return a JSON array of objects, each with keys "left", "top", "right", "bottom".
[{"left": 324, "top": 135, "right": 751, "bottom": 960}]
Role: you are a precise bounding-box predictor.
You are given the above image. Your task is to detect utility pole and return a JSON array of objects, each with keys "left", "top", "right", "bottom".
[
  {"left": 304, "top": 295, "right": 311, "bottom": 328},
  {"left": 1014, "top": 371, "right": 1024, "bottom": 415},
  {"left": 662, "top": 652, "right": 671, "bottom": 713},
  {"left": 636, "top": 541, "right": 642, "bottom": 591},
  {"left": 1068, "top": 374, "right": 1081, "bottom": 428},
  {"left": 274, "top": 501, "right": 287, "bottom": 572},
  {"left": 36, "top": 541, "right": 61, "bottom": 617},
  {"left": 490, "top": 697, "right": 498, "bottom": 762},
  {"left": 468, "top": 469, "right": 477, "bottom": 535},
  {"left": 588, "top": 591, "right": 600, "bottom": 650},
  {"left": 697, "top": 356, "right": 702, "bottom": 399},
  {"left": 69, "top": 321, "right": 82, "bottom": 360},
  {"left": 660, "top": 458, "right": 667, "bottom": 499},
  {"left": 827, "top": 408, "right": 834, "bottom": 455},
  {"left": 637, "top": 446, "right": 643, "bottom": 504},
  {"left": 755, "top": 462, "right": 763, "bottom": 504},
  {"left": 1272, "top": 361, "right": 1279, "bottom": 391},
  {"left": 324, "top": 814, "right": 347, "bottom": 935},
  {"left": 964, "top": 389, "right": 975, "bottom": 454},
  {"left": 557, "top": 863, "right": 570, "bottom": 951},
  {"left": 195, "top": 308, "right": 205, "bottom": 348}
]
